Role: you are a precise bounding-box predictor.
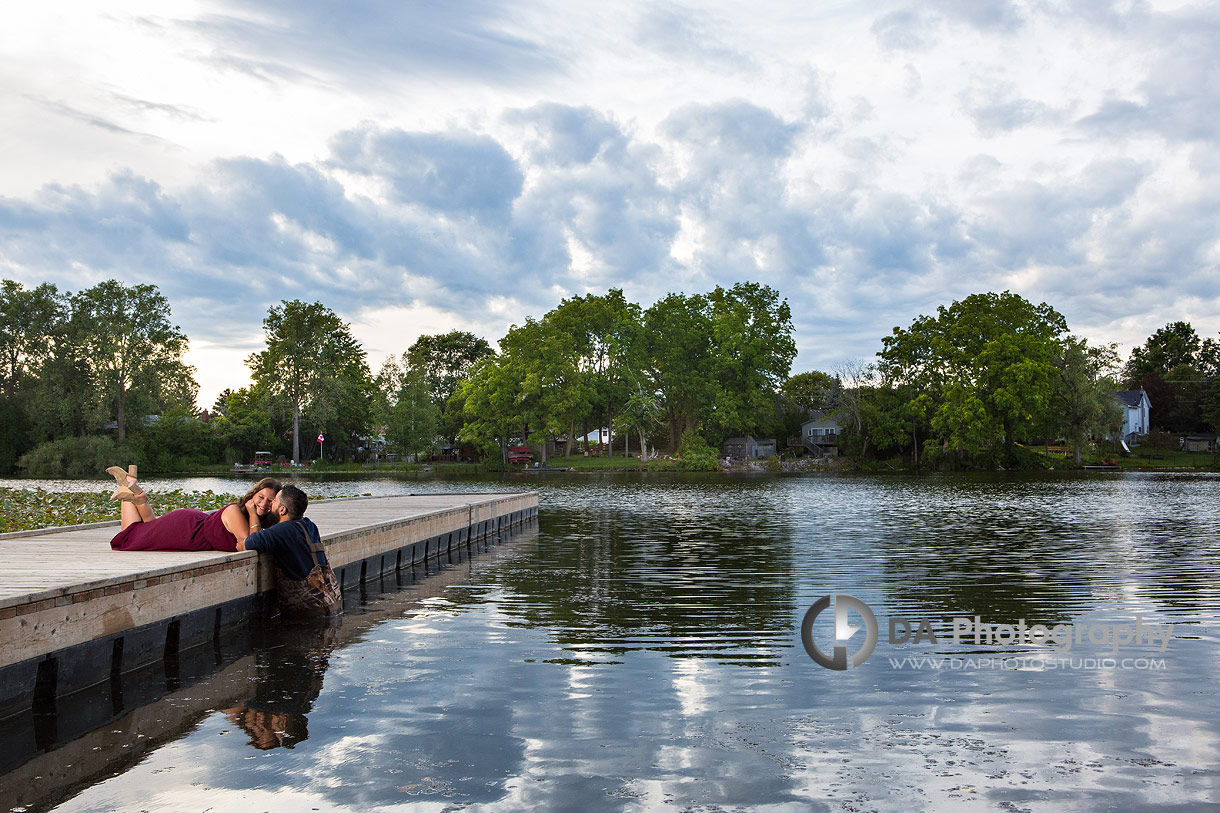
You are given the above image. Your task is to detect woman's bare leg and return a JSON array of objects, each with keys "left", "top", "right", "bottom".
[
  {"left": 126, "top": 469, "right": 156, "bottom": 523},
  {"left": 119, "top": 499, "right": 144, "bottom": 531},
  {"left": 112, "top": 465, "right": 156, "bottom": 527}
]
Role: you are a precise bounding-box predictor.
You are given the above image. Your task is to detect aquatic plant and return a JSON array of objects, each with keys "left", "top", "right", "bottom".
[{"left": 0, "top": 487, "right": 349, "bottom": 533}]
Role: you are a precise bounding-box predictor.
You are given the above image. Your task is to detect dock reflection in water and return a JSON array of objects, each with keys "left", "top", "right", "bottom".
[{"left": 6, "top": 472, "right": 1220, "bottom": 811}]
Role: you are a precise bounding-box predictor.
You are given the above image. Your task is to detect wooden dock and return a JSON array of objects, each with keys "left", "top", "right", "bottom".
[{"left": 0, "top": 492, "right": 538, "bottom": 715}]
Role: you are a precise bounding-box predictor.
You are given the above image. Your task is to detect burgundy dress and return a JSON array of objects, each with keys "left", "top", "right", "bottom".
[{"left": 110, "top": 504, "right": 239, "bottom": 552}]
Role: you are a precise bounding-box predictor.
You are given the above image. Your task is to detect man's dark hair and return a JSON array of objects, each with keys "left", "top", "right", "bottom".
[{"left": 278, "top": 484, "right": 309, "bottom": 519}]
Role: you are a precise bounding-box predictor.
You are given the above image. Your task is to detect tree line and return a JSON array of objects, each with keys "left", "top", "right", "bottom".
[
  {"left": 806, "top": 293, "right": 1220, "bottom": 467},
  {"left": 2, "top": 277, "right": 1216, "bottom": 475}
]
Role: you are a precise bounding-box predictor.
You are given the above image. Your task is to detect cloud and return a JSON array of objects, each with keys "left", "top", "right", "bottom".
[
  {"left": 872, "top": 0, "right": 1023, "bottom": 52},
  {"left": 1076, "top": 4, "right": 1220, "bottom": 144},
  {"left": 871, "top": 9, "right": 937, "bottom": 52},
  {"left": 23, "top": 96, "right": 170, "bottom": 142},
  {"left": 635, "top": 3, "right": 757, "bottom": 72},
  {"left": 932, "top": 0, "right": 1025, "bottom": 32},
  {"left": 182, "top": 0, "right": 566, "bottom": 90},
  {"left": 502, "top": 103, "right": 628, "bottom": 167},
  {"left": 329, "top": 127, "right": 523, "bottom": 221},
  {"left": 663, "top": 99, "right": 801, "bottom": 160},
  {"left": 958, "top": 79, "right": 1059, "bottom": 136}
]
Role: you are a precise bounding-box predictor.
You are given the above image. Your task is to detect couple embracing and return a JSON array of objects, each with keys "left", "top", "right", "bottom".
[{"left": 106, "top": 467, "right": 341, "bottom": 617}]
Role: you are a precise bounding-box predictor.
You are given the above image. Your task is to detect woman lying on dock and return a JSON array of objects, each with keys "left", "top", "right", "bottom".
[{"left": 106, "top": 466, "right": 282, "bottom": 552}]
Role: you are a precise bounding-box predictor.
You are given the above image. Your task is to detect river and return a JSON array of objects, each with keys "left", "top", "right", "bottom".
[{"left": 4, "top": 470, "right": 1219, "bottom": 810}]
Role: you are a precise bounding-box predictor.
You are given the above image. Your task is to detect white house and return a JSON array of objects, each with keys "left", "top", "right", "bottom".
[{"left": 1115, "top": 389, "right": 1151, "bottom": 444}]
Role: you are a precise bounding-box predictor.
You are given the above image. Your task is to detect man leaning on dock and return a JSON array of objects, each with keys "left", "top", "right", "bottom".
[{"left": 237, "top": 484, "right": 342, "bottom": 617}]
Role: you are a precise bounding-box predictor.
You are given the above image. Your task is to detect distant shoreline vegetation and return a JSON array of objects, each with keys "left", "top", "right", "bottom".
[{"left": 1, "top": 279, "right": 1217, "bottom": 476}]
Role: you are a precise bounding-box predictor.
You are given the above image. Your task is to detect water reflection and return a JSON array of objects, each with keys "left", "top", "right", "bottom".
[
  {"left": 221, "top": 620, "right": 338, "bottom": 751},
  {"left": 9, "top": 472, "right": 1220, "bottom": 811}
]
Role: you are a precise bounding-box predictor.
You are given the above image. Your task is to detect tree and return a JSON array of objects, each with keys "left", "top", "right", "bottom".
[
  {"left": 405, "top": 331, "right": 494, "bottom": 442},
  {"left": 70, "top": 280, "right": 195, "bottom": 442},
  {"left": 1124, "top": 321, "right": 1209, "bottom": 432},
  {"left": 644, "top": 292, "right": 715, "bottom": 449},
  {"left": 458, "top": 355, "right": 529, "bottom": 467},
  {"left": 544, "top": 289, "right": 645, "bottom": 455},
  {"left": 782, "top": 370, "right": 838, "bottom": 414},
  {"left": 211, "top": 388, "right": 234, "bottom": 419},
  {"left": 0, "top": 280, "right": 67, "bottom": 471},
  {"left": 0, "top": 280, "right": 65, "bottom": 396},
  {"left": 376, "top": 357, "right": 440, "bottom": 458},
  {"left": 1050, "top": 337, "right": 1124, "bottom": 464},
  {"left": 614, "top": 384, "right": 663, "bottom": 458},
  {"left": 879, "top": 291, "right": 1067, "bottom": 466},
  {"left": 704, "top": 282, "right": 797, "bottom": 439},
  {"left": 212, "top": 385, "right": 281, "bottom": 463},
  {"left": 1124, "top": 321, "right": 1200, "bottom": 381},
  {"left": 247, "top": 300, "right": 370, "bottom": 463}
]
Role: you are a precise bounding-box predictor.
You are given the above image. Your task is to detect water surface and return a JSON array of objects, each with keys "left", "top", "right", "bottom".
[{"left": 6, "top": 471, "right": 1219, "bottom": 811}]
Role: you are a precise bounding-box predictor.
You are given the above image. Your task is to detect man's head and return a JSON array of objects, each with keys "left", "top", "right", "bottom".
[{"left": 272, "top": 484, "right": 308, "bottom": 520}]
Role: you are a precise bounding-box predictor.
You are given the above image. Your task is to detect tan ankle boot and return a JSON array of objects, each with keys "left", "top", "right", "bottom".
[
  {"left": 105, "top": 465, "right": 144, "bottom": 497},
  {"left": 110, "top": 485, "right": 149, "bottom": 505}
]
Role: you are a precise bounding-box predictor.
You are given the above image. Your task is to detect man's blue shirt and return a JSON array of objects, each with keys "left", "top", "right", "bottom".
[{"left": 244, "top": 516, "right": 327, "bottom": 580}]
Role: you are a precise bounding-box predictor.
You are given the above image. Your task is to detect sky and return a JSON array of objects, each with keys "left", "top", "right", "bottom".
[{"left": 1, "top": 0, "right": 1218, "bottom": 409}]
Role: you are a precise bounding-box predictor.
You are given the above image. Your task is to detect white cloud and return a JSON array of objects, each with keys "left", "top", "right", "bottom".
[{"left": 1, "top": 0, "right": 1218, "bottom": 402}]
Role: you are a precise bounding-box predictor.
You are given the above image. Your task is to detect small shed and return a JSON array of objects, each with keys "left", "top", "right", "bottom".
[
  {"left": 1182, "top": 434, "right": 1217, "bottom": 453},
  {"left": 722, "top": 437, "right": 776, "bottom": 459}
]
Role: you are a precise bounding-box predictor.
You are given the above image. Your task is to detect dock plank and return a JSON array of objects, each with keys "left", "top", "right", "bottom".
[
  {"left": 0, "top": 492, "right": 538, "bottom": 700},
  {"left": 0, "top": 493, "right": 521, "bottom": 605}
]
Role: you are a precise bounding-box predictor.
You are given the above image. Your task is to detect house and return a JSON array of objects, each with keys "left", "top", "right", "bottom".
[
  {"left": 1182, "top": 434, "right": 1217, "bottom": 453},
  {"left": 798, "top": 412, "right": 840, "bottom": 457},
  {"left": 1115, "top": 389, "right": 1151, "bottom": 445},
  {"left": 721, "top": 437, "right": 777, "bottom": 459}
]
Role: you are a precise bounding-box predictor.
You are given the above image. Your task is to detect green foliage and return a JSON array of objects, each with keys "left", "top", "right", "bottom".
[
  {"left": 782, "top": 371, "right": 837, "bottom": 413},
  {"left": 0, "top": 280, "right": 65, "bottom": 397},
  {"left": 1049, "top": 336, "right": 1123, "bottom": 464},
  {"left": 705, "top": 282, "right": 797, "bottom": 437},
  {"left": 70, "top": 280, "right": 195, "bottom": 442},
  {"left": 130, "top": 408, "right": 218, "bottom": 472},
  {"left": 17, "top": 436, "right": 126, "bottom": 478},
  {"left": 405, "top": 330, "right": 494, "bottom": 443},
  {"left": 0, "top": 396, "right": 32, "bottom": 474},
  {"left": 1124, "top": 321, "right": 1201, "bottom": 381},
  {"left": 879, "top": 291, "right": 1068, "bottom": 467},
  {"left": 377, "top": 359, "right": 440, "bottom": 458},
  {"left": 674, "top": 429, "right": 720, "bottom": 471},
  {"left": 1141, "top": 429, "right": 1181, "bottom": 450},
  {"left": 211, "top": 385, "right": 282, "bottom": 463},
  {"left": 644, "top": 282, "right": 796, "bottom": 448},
  {"left": 248, "top": 300, "right": 372, "bottom": 463}
]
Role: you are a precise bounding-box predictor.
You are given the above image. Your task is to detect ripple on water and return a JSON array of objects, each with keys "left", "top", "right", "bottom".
[{"left": 15, "top": 471, "right": 1220, "bottom": 812}]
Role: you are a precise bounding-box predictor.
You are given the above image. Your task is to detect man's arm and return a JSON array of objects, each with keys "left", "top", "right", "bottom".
[{"left": 237, "top": 525, "right": 271, "bottom": 552}]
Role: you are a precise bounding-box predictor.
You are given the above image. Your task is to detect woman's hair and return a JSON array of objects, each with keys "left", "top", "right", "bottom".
[{"left": 240, "top": 477, "right": 283, "bottom": 525}]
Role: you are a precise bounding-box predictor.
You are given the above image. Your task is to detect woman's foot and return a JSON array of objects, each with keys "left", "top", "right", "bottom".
[
  {"left": 105, "top": 465, "right": 144, "bottom": 494},
  {"left": 110, "top": 486, "right": 148, "bottom": 503},
  {"left": 107, "top": 465, "right": 148, "bottom": 507}
]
